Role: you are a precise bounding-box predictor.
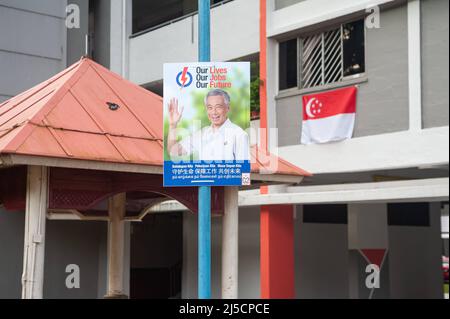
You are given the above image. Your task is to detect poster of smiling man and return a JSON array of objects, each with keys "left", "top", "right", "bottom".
[{"left": 163, "top": 62, "right": 251, "bottom": 187}]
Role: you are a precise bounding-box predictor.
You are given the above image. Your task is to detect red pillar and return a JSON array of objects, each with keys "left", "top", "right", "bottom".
[
  {"left": 260, "top": 202, "right": 295, "bottom": 298},
  {"left": 259, "top": 0, "right": 295, "bottom": 299}
]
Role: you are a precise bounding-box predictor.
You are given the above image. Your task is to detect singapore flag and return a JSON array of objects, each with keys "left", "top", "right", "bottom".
[{"left": 301, "top": 86, "right": 357, "bottom": 145}]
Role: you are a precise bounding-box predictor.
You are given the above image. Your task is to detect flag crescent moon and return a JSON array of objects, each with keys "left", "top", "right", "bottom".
[{"left": 306, "top": 98, "right": 316, "bottom": 118}]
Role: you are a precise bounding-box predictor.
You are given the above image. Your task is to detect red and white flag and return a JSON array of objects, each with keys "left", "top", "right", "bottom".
[{"left": 301, "top": 86, "right": 357, "bottom": 145}]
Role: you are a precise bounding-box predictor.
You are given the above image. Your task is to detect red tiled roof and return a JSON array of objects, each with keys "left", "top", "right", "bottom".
[
  {"left": 0, "top": 57, "right": 310, "bottom": 178},
  {"left": 0, "top": 57, "right": 163, "bottom": 165},
  {"left": 251, "top": 145, "right": 311, "bottom": 177}
]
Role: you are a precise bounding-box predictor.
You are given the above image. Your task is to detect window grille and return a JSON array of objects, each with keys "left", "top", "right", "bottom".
[{"left": 301, "top": 27, "right": 344, "bottom": 89}]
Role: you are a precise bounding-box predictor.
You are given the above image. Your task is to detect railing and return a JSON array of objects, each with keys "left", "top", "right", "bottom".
[{"left": 130, "top": 0, "right": 235, "bottom": 39}]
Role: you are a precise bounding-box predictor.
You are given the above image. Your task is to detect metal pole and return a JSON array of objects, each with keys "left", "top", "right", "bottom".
[
  {"left": 198, "top": 185, "right": 211, "bottom": 298},
  {"left": 198, "top": 0, "right": 211, "bottom": 299},
  {"left": 199, "top": 0, "right": 211, "bottom": 62},
  {"left": 222, "top": 186, "right": 239, "bottom": 298}
]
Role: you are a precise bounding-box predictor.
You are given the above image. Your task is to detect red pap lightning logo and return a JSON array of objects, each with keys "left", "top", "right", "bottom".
[{"left": 176, "top": 67, "right": 193, "bottom": 89}]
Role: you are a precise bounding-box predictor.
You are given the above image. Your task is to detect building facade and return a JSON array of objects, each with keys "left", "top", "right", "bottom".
[{"left": 0, "top": 0, "right": 448, "bottom": 299}]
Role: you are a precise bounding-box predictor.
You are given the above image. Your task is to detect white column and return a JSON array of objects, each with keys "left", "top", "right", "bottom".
[
  {"left": 348, "top": 204, "right": 389, "bottom": 251},
  {"left": 348, "top": 204, "right": 389, "bottom": 299},
  {"left": 123, "top": 221, "right": 131, "bottom": 297},
  {"left": 264, "top": 0, "right": 278, "bottom": 153},
  {"left": 266, "top": 38, "right": 278, "bottom": 152},
  {"left": 408, "top": 0, "right": 422, "bottom": 131},
  {"left": 222, "top": 187, "right": 239, "bottom": 299},
  {"left": 105, "top": 193, "right": 127, "bottom": 298},
  {"left": 21, "top": 166, "right": 49, "bottom": 299}
]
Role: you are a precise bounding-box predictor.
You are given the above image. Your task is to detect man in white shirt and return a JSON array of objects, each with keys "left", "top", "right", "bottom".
[{"left": 167, "top": 89, "right": 249, "bottom": 161}]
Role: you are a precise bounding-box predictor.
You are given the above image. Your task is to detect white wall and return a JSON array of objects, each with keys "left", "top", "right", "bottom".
[
  {"left": 182, "top": 206, "right": 260, "bottom": 299},
  {"left": 278, "top": 127, "right": 449, "bottom": 174},
  {"left": 388, "top": 203, "right": 443, "bottom": 298},
  {"left": 347, "top": 204, "right": 390, "bottom": 298},
  {"left": 442, "top": 204, "right": 449, "bottom": 234},
  {"left": 43, "top": 220, "right": 107, "bottom": 299},
  {"left": 182, "top": 204, "right": 351, "bottom": 299},
  {"left": 348, "top": 204, "right": 388, "bottom": 250},
  {"left": 295, "top": 205, "right": 349, "bottom": 298},
  {"left": 182, "top": 212, "right": 223, "bottom": 299},
  {"left": 0, "top": 0, "right": 67, "bottom": 102},
  {"left": 421, "top": 0, "right": 449, "bottom": 129},
  {"left": 0, "top": 207, "right": 25, "bottom": 298},
  {"left": 0, "top": 206, "right": 107, "bottom": 299},
  {"left": 129, "top": 0, "right": 260, "bottom": 86},
  {"left": 237, "top": 206, "right": 261, "bottom": 298}
]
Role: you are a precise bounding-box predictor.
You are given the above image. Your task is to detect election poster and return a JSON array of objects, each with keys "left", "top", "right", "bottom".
[{"left": 163, "top": 62, "right": 251, "bottom": 187}]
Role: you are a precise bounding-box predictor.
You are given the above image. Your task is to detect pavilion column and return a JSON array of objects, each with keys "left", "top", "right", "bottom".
[
  {"left": 105, "top": 193, "right": 128, "bottom": 299},
  {"left": 222, "top": 186, "right": 239, "bottom": 299},
  {"left": 21, "top": 166, "right": 49, "bottom": 299}
]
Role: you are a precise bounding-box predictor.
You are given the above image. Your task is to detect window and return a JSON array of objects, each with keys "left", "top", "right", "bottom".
[
  {"left": 279, "top": 39, "right": 298, "bottom": 90},
  {"left": 301, "top": 20, "right": 365, "bottom": 89},
  {"left": 342, "top": 20, "right": 366, "bottom": 77},
  {"left": 132, "top": 0, "right": 234, "bottom": 35},
  {"left": 388, "top": 203, "right": 430, "bottom": 227},
  {"left": 278, "top": 19, "right": 365, "bottom": 91},
  {"left": 303, "top": 204, "right": 348, "bottom": 224}
]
